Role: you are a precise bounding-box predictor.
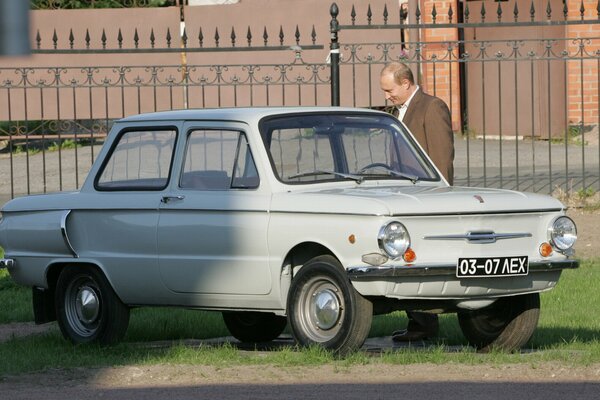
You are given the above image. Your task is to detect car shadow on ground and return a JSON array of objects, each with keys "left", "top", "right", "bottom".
[{"left": 131, "top": 327, "right": 600, "bottom": 355}]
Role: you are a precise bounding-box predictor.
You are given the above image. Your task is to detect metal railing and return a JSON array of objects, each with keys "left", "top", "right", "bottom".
[
  {"left": 0, "top": 1, "right": 599, "bottom": 203},
  {"left": 328, "top": 1, "right": 600, "bottom": 195}
]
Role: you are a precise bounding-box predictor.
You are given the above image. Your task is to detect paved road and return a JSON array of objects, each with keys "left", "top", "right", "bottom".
[
  {"left": 1, "top": 136, "right": 599, "bottom": 206},
  {"left": 2, "top": 379, "right": 598, "bottom": 400}
]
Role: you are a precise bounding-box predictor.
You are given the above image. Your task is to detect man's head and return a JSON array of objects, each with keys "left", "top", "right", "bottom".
[{"left": 380, "top": 62, "right": 416, "bottom": 106}]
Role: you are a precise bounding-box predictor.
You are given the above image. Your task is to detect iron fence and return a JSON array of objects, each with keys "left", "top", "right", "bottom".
[
  {"left": 329, "top": 0, "right": 600, "bottom": 195},
  {"left": 0, "top": 1, "right": 599, "bottom": 202}
]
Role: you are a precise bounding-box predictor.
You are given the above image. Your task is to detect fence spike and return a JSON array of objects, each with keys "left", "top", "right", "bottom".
[
  {"left": 198, "top": 27, "right": 203, "bottom": 47},
  {"left": 530, "top": 1, "right": 536, "bottom": 22},
  {"left": 279, "top": 25, "right": 284, "bottom": 46},
  {"left": 295, "top": 25, "right": 300, "bottom": 45},
  {"left": 546, "top": 0, "right": 552, "bottom": 19},
  {"left": 69, "top": 29, "right": 75, "bottom": 49},
  {"left": 311, "top": 25, "right": 316, "bottom": 45},
  {"left": 497, "top": 2, "right": 503, "bottom": 22},
  {"left": 563, "top": 1, "right": 569, "bottom": 19},
  {"left": 464, "top": 4, "right": 470, "bottom": 23},
  {"left": 134, "top": 28, "right": 139, "bottom": 49},
  {"left": 383, "top": 4, "right": 388, "bottom": 24},
  {"left": 150, "top": 29, "right": 155, "bottom": 48},
  {"left": 480, "top": 2, "right": 486, "bottom": 22},
  {"left": 580, "top": 0, "right": 586, "bottom": 19},
  {"left": 432, "top": 4, "right": 437, "bottom": 23},
  {"left": 415, "top": 3, "right": 421, "bottom": 23},
  {"left": 597, "top": 0, "right": 600, "bottom": 18},
  {"left": 247, "top": 26, "right": 252, "bottom": 47},
  {"left": 166, "top": 28, "right": 172, "bottom": 48},
  {"left": 231, "top": 27, "right": 236, "bottom": 47},
  {"left": 448, "top": 4, "right": 454, "bottom": 23},
  {"left": 263, "top": 26, "right": 268, "bottom": 46},
  {"left": 182, "top": 27, "right": 187, "bottom": 47},
  {"left": 215, "top": 27, "right": 220, "bottom": 47},
  {"left": 101, "top": 29, "right": 106, "bottom": 50},
  {"left": 36, "top": 30, "right": 41, "bottom": 50},
  {"left": 53, "top": 29, "right": 58, "bottom": 50},
  {"left": 350, "top": 4, "right": 356, "bottom": 25},
  {"left": 367, "top": 4, "right": 372, "bottom": 25},
  {"left": 514, "top": 3, "right": 519, "bottom": 22},
  {"left": 117, "top": 28, "right": 123, "bottom": 49}
]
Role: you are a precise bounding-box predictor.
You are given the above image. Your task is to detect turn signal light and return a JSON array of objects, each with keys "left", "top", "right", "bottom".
[
  {"left": 403, "top": 248, "right": 416, "bottom": 263},
  {"left": 539, "top": 242, "right": 553, "bottom": 257}
]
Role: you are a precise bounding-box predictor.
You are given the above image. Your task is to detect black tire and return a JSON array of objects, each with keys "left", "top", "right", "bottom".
[
  {"left": 222, "top": 311, "right": 287, "bottom": 343},
  {"left": 55, "top": 266, "right": 130, "bottom": 345},
  {"left": 457, "top": 293, "right": 540, "bottom": 353},
  {"left": 287, "top": 255, "right": 373, "bottom": 355}
]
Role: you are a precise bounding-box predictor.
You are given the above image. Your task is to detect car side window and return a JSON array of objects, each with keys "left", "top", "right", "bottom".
[
  {"left": 96, "top": 129, "right": 176, "bottom": 190},
  {"left": 180, "top": 130, "right": 259, "bottom": 190}
]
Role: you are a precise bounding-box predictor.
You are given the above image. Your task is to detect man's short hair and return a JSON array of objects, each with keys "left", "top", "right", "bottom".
[{"left": 381, "top": 62, "right": 414, "bottom": 85}]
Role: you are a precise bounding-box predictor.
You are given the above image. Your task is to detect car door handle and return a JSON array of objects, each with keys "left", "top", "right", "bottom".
[{"left": 161, "top": 195, "right": 185, "bottom": 204}]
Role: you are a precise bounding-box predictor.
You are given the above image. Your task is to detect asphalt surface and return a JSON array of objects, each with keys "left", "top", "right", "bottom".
[{"left": 1, "top": 135, "right": 599, "bottom": 205}]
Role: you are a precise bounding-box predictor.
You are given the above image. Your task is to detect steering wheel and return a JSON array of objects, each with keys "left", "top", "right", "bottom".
[{"left": 358, "top": 162, "right": 394, "bottom": 174}]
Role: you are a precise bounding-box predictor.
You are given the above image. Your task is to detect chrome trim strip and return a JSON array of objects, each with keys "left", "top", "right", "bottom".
[
  {"left": 60, "top": 210, "right": 78, "bottom": 258},
  {"left": 347, "top": 259, "right": 579, "bottom": 280},
  {"left": 0, "top": 258, "right": 14, "bottom": 269},
  {"left": 391, "top": 208, "right": 563, "bottom": 217},
  {"left": 424, "top": 231, "right": 532, "bottom": 244}
]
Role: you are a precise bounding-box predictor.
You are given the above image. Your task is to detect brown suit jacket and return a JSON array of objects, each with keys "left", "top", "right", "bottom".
[{"left": 395, "top": 89, "right": 454, "bottom": 184}]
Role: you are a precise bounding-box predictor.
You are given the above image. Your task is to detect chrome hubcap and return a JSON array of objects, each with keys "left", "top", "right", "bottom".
[
  {"left": 75, "top": 286, "right": 100, "bottom": 324},
  {"left": 312, "top": 288, "right": 340, "bottom": 330}
]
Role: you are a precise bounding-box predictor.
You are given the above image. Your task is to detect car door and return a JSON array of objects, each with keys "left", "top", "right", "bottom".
[
  {"left": 157, "top": 123, "right": 272, "bottom": 296},
  {"left": 68, "top": 125, "right": 178, "bottom": 304}
]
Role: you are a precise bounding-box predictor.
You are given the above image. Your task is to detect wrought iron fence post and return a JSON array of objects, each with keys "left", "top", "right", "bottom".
[{"left": 330, "top": 3, "right": 340, "bottom": 106}]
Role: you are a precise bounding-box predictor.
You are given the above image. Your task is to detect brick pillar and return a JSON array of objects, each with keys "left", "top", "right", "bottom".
[
  {"left": 417, "top": 0, "right": 461, "bottom": 132},
  {"left": 566, "top": 0, "right": 599, "bottom": 129}
]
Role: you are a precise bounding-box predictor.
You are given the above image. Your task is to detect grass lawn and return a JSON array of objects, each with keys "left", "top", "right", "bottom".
[{"left": 0, "top": 260, "right": 598, "bottom": 376}]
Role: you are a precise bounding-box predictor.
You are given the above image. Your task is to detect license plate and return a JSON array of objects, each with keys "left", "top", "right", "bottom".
[{"left": 457, "top": 256, "right": 529, "bottom": 278}]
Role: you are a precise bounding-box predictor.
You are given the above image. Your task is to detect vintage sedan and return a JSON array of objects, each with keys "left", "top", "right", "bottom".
[{"left": 0, "top": 107, "right": 578, "bottom": 354}]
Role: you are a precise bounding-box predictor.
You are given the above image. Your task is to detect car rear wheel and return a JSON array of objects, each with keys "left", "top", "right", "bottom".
[
  {"left": 55, "top": 266, "right": 130, "bottom": 345},
  {"left": 222, "top": 311, "right": 287, "bottom": 343},
  {"left": 287, "top": 255, "right": 372, "bottom": 355},
  {"left": 457, "top": 293, "right": 540, "bottom": 352}
]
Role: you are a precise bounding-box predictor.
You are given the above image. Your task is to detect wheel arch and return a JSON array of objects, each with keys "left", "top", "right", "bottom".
[
  {"left": 282, "top": 241, "right": 338, "bottom": 275},
  {"left": 46, "top": 261, "right": 125, "bottom": 304},
  {"left": 278, "top": 241, "right": 339, "bottom": 308}
]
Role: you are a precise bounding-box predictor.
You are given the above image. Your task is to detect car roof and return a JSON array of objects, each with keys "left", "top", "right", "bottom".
[{"left": 118, "top": 107, "right": 387, "bottom": 123}]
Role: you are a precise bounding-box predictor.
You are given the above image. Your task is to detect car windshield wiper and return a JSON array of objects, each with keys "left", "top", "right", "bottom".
[
  {"left": 357, "top": 164, "right": 419, "bottom": 184},
  {"left": 287, "top": 170, "right": 364, "bottom": 184}
]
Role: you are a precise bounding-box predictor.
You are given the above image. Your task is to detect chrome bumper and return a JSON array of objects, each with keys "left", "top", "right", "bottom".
[
  {"left": 0, "top": 258, "right": 14, "bottom": 269},
  {"left": 347, "top": 259, "right": 579, "bottom": 280}
]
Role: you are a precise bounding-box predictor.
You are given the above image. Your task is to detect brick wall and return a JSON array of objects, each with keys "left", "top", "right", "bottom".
[
  {"left": 417, "top": 0, "right": 461, "bottom": 132},
  {"left": 566, "top": 0, "right": 599, "bottom": 128}
]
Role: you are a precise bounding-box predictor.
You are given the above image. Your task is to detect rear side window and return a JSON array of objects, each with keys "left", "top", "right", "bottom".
[
  {"left": 96, "top": 129, "right": 177, "bottom": 190},
  {"left": 180, "top": 129, "right": 259, "bottom": 190}
]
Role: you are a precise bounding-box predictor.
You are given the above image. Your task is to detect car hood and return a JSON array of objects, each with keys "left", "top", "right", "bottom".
[{"left": 270, "top": 184, "right": 564, "bottom": 216}]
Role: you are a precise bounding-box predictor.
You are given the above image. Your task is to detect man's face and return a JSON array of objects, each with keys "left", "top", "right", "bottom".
[{"left": 380, "top": 72, "right": 411, "bottom": 106}]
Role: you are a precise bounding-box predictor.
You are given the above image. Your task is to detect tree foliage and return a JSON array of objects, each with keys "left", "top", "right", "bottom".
[{"left": 31, "top": 0, "right": 173, "bottom": 9}]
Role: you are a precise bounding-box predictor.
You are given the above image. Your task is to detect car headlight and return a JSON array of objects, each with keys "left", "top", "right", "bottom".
[
  {"left": 378, "top": 221, "right": 410, "bottom": 259},
  {"left": 548, "top": 216, "right": 577, "bottom": 252}
]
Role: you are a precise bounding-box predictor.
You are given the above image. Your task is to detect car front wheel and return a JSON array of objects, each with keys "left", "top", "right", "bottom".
[
  {"left": 457, "top": 293, "right": 540, "bottom": 352},
  {"left": 55, "top": 266, "right": 130, "bottom": 345},
  {"left": 287, "top": 255, "right": 372, "bottom": 355}
]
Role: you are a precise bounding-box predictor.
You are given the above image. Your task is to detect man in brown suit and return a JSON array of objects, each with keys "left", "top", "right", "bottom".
[
  {"left": 380, "top": 62, "right": 454, "bottom": 184},
  {"left": 380, "top": 62, "right": 454, "bottom": 341}
]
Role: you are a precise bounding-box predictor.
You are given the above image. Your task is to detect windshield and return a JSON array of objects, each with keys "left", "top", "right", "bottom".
[{"left": 259, "top": 112, "right": 439, "bottom": 184}]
